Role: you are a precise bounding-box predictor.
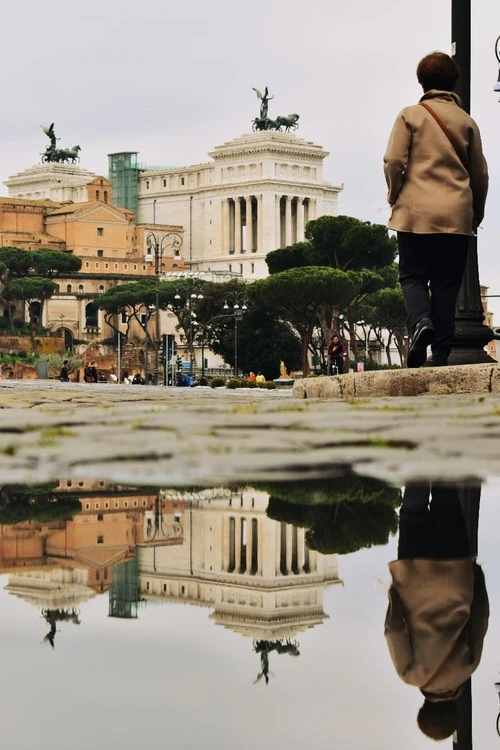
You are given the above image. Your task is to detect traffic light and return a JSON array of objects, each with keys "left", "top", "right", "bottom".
[{"left": 162, "top": 334, "right": 177, "bottom": 362}]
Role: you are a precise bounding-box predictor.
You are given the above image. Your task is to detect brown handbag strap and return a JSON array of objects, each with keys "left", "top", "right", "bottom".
[{"left": 419, "top": 101, "right": 468, "bottom": 169}]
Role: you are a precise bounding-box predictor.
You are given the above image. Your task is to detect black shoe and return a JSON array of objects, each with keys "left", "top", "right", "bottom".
[
  {"left": 407, "top": 318, "right": 435, "bottom": 368},
  {"left": 428, "top": 353, "right": 449, "bottom": 367}
]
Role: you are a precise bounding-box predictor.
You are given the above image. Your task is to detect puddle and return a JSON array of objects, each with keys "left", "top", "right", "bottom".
[{"left": 0, "top": 476, "right": 499, "bottom": 749}]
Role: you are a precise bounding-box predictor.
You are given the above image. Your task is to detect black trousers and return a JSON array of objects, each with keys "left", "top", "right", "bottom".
[
  {"left": 329, "top": 357, "right": 344, "bottom": 375},
  {"left": 397, "top": 483, "right": 470, "bottom": 560},
  {"left": 398, "top": 232, "right": 469, "bottom": 358}
]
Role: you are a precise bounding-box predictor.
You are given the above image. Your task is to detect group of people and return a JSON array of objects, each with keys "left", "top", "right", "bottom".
[{"left": 248, "top": 371, "right": 266, "bottom": 383}]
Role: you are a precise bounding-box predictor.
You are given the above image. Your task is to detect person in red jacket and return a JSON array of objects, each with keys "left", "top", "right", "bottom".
[{"left": 327, "top": 334, "right": 348, "bottom": 374}]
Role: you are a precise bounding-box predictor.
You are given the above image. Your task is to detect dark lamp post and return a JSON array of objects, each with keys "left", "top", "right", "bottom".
[
  {"left": 494, "top": 37, "right": 500, "bottom": 93},
  {"left": 175, "top": 290, "right": 204, "bottom": 375},
  {"left": 223, "top": 296, "right": 248, "bottom": 376},
  {"left": 145, "top": 231, "right": 183, "bottom": 384},
  {"left": 449, "top": 0, "right": 495, "bottom": 365}
]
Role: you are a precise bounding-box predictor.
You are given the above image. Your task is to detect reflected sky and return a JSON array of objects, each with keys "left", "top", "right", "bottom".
[{"left": 0, "top": 477, "right": 499, "bottom": 749}]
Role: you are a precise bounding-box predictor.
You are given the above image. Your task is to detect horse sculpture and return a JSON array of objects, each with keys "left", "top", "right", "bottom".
[
  {"left": 41, "top": 144, "right": 81, "bottom": 164},
  {"left": 274, "top": 113, "right": 300, "bottom": 132}
]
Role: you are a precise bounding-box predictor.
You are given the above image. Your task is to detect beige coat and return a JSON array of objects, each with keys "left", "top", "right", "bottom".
[
  {"left": 384, "top": 558, "right": 489, "bottom": 698},
  {"left": 384, "top": 90, "right": 488, "bottom": 235}
]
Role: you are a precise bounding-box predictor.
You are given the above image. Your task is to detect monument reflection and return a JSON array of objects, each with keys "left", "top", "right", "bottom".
[{"left": 0, "top": 476, "right": 494, "bottom": 748}]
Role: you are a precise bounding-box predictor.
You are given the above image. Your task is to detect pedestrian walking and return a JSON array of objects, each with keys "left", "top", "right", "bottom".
[
  {"left": 384, "top": 481, "right": 489, "bottom": 741},
  {"left": 384, "top": 51, "right": 488, "bottom": 367},
  {"left": 59, "top": 360, "right": 70, "bottom": 382}
]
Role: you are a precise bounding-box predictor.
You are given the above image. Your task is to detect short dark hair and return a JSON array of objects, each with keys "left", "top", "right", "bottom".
[
  {"left": 417, "top": 52, "right": 459, "bottom": 92},
  {"left": 417, "top": 699, "right": 460, "bottom": 741}
]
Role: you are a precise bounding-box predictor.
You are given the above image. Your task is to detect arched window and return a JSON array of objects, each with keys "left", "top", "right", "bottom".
[
  {"left": 78, "top": 284, "right": 84, "bottom": 293},
  {"left": 66, "top": 284, "right": 72, "bottom": 294},
  {"left": 104, "top": 191, "right": 108, "bottom": 203},
  {"left": 29, "top": 301, "right": 41, "bottom": 325},
  {"left": 98, "top": 285, "right": 104, "bottom": 293},
  {"left": 96, "top": 190, "right": 100, "bottom": 201},
  {"left": 85, "top": 302, "right": 98, "bottom": 328}
]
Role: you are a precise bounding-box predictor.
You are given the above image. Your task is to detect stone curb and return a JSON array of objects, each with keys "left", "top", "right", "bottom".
[{"left": 293, "top": 363, "right": 500, "bottom": 399}]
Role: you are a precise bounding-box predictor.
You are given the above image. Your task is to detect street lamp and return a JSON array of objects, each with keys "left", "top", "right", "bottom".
[
  {"left": 356, "top": 320, "right": 369, "bottom": 360},
  {"left": 223, "top": 297, "right": 248, "bottom": 376},
  {"left": 143, "top": 304, "right": 155, "bottom": 384},
  {"left": 494, "top": 36, "right": 500, "bottom": 94},
  {"left": 449, "top": 0, "right": 495, "bottom": 364},
  {"left": 174, "top": 290, "right": 204, "bottom": 375},
  {"left": 495, "top": 682, "right": 500, "bottom": 737},
  {"left": 145, "top": 231, "right": 183, "bottom": 384}
]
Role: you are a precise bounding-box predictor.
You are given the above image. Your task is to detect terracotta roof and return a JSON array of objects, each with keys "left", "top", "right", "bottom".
[
  {"left": 47, "top": 201, "right": 134, "bottom": 218},
  {"left": 0, "top": 197, "right": 62, "bottom": 209},
  {"left": 1, "top": 231, "right": 64, "bottom": 245}
]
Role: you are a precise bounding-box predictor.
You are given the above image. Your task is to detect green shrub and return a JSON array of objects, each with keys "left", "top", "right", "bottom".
[
  {"left": 245, "top": 380, "right": 258, "bottom": 388},
  {"left": 227, "top": 378, "right": 241, "bottom": 389},
  {"left": 265, "top": 381, "right": 277, "bottom": 390},
  {"left": 211, "top": 376, "right": 226, "bottom": 388},
  {"left": 198, "top": 376, "right": 208, "bottom": 386}
]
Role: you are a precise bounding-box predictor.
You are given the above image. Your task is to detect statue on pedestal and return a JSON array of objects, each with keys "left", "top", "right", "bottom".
[
  {"left": 40, "top": 123, "right": 81, "bottom": 164},
  {"left": 251, "top": 88, "right": 300, "bottom": 133}
]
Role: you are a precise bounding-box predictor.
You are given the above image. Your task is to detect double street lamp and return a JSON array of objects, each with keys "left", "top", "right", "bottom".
[
  {"left": 174, "top": 290, "right": 204, "bottom": 374},
  {"left": 223, "top": 298, "right": 247, "bottom": 376},
  {"left": 145, "top": 231, "right": 183, "bottom": 384}
]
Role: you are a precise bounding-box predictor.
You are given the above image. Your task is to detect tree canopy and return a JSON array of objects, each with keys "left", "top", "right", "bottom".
[
  {"left": 0, "top": 247, "right": 82, "bottom": 336},
  {"left": 0, "top": 483, "right": 81, "bottom": 524},
  {"left": 266, "top": 216, "right": 397, "bottom": 274},
  {"left": 249, "top": 266, "right": 384, "bottom": 375},
  {"left": 263, "top": 476, "right": 401, "bottom": 555}
]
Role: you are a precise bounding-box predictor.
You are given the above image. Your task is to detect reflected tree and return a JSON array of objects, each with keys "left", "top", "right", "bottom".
[
  {"left": 263, "top": 476, "right": 401, "bottom": 555},
  {"left": 0, "top": 484, "right": 81, "bottom": 524}
]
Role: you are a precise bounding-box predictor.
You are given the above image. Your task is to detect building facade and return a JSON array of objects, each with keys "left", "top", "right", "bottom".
[{"left": 112, "top": 131, "right": 343, "bottom": 279}]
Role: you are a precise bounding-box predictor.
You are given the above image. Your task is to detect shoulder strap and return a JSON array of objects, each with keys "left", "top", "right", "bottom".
[{"left": 419, "top": 101, "right": 468, "bottom": 169}]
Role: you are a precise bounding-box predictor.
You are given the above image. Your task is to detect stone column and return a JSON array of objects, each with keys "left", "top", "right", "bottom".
[
  {"left": 275, "top": 195, "right": 282, "bottom": 248},
  {"left": 234, "top": 198, "right": 242, "bottom": 254},
  {"left": 246, "top": 517, "right": 254, "bottom": 573},
  {"left": 296, "top": 197, "right": 305, "bottom": 241},
  {"left": 222, "top": 198, "right": 230, "bottom": 254},
  {"left": 309, "top": 198, "right": 317, "bottom": 221},
  {"left": 234, "top": 514, "right": 242, "bottom": 573},
  {"left": 245, "top": 196, "right": 253, "bottom": 253},
  {"left": 257, "top": 194, "right": 263, "bottom": 252},
  {"left": 285, "top": 196, "right": 292, "bottom": 246},
  {"left": 285, "top": 524, "right": 293, "bottom": 574}
]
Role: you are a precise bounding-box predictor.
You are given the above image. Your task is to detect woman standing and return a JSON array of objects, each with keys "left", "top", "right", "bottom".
[{"left": 384, "top": 52, "right": 488, "bottom": 368}]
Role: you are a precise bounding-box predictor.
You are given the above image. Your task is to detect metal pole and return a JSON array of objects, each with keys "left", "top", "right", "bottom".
[
  {"left": 450, "top": 0, "right": 495, "bottom": 364},
  {"left": 144, "top": 312, "right": 148, "bottom": 385},
  {"left": 117, "top": 326, "right": 121, "bottom": 383},
  {"left": 234, "top": 315, "right": 238, "bottom": 377},
  {"left": 201, "top": 330, "right": 206, "bottom": 379},
  {"left": 154, "top": 243, "right": 160, "bottom": 385}
]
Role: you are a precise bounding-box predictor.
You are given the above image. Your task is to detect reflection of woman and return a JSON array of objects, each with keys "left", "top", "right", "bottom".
[{"left": 384, "top": 483, "right": 489, "bottom": 741}]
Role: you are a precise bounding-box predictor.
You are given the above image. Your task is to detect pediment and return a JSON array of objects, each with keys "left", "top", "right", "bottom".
[{"left": 47, "top": 202, "right": 132, "bottom": 224}]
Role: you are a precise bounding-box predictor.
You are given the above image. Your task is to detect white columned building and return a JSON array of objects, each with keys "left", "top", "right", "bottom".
[{"left": 136, "top": 132, "right": 343, "bottom": 280}]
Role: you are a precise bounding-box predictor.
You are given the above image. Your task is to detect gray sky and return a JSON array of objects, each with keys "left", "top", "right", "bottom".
[{"left": 2, "top": 0, "right": 500, "bottom": 317}]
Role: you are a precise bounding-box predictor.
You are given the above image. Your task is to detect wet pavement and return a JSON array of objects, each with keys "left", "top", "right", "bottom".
[{"left": 1, "top": 380, "right": 500, "bottom": 485}]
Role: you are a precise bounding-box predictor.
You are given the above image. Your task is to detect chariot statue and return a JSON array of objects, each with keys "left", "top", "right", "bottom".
[
  {"left": 251, "top": 87, "right": 300, "bottom": 133},
  {"left": 40, "top": 123, "right": 82, "bottom": 164}
]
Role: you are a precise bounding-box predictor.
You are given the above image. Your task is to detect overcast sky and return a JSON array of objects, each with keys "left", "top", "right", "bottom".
[{"left": 2, "top": 0, "right": 500, "bottom": 317}]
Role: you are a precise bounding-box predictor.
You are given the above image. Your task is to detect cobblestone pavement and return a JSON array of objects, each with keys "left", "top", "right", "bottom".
[{"left": 1, "top": 380, "right": 499, "bottom": 486}]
